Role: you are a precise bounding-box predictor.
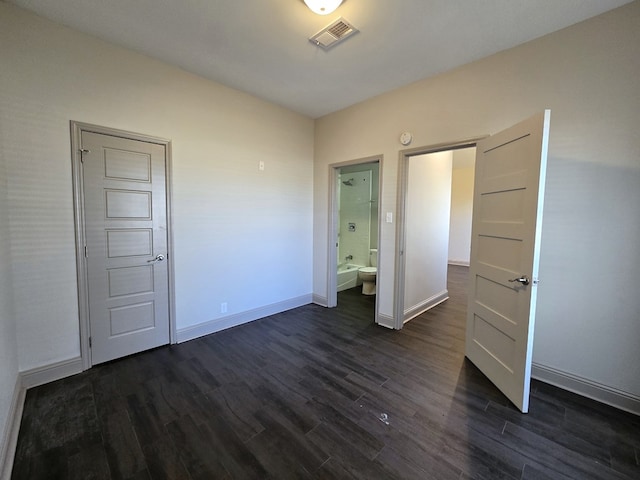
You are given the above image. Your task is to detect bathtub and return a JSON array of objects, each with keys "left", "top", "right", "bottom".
[{"left": 337, "top": 263, "right": 364, "bottom": 292}]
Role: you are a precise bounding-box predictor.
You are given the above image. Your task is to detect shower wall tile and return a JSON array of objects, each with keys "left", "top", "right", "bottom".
[{"left": 339, "top": 171, "right": 373, "bottom": 267}]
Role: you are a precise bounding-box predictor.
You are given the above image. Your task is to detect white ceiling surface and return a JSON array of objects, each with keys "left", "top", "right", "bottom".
[{"left": 7, "top": 0, "right": 632, "bottom": 118}]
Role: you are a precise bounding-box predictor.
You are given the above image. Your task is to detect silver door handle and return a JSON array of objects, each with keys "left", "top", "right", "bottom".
[
  {"left": 508, "top": 275, "right": 530, "bottom": 286},
  {"left": 148, "top": 254, "right": 165, "bottom": 263}
]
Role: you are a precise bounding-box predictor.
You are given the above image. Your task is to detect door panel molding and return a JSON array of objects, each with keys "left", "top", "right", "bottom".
[{"left": 71, "top": 121, "right": 176, "bottom": 370}]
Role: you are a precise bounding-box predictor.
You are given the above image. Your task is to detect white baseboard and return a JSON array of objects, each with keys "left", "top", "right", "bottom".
[
  {"left": 403, "top": 290, "right": 449, "bottom": 324},
  {"left": 376, "top": 312, "right": 395, "bottom": 329},
  {"left": 177, "top": 294, "right": 312, "bottom": 343},
  {"left": 312, "top": 293, "right": 328, "bottom": 307},
  {"left": 1, "top": 356, "right": 87, "bottom": 478},
  {"left": 448, "top": 260, "right": 470, "bottom": 267},
  {"left": 20, "top": 357, "right": 84, "bottom": 390},
  {"left": 532, "top": 363, "right": 640, "bottom": 416},
  {"left": 0, "top": 375, "right": 24, "bottom": 480}
]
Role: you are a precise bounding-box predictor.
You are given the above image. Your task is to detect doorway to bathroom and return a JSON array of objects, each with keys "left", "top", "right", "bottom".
[{"left": 327, "top": 157, "right": 381, "bottom": 322}]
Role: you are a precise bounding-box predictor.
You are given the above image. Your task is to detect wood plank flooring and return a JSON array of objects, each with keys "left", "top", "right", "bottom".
[{"left": 11, "top": 266, "right": 640, "bottom": 479}]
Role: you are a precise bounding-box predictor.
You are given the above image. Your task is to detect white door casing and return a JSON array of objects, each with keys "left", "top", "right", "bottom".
[
  {"left": 327, "top": 157, "right": 382, "bottom": 315},
  {"left": 466, "top": 110, "right": 550, "bottom": 413},
  {"left": 80, "top": 129, "right": 171, "bottom": 365},
  {"left": 394, "top": 138, "right": 483, "bottom": 330}
]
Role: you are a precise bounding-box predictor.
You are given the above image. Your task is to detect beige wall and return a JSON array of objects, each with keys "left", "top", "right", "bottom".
[
  {"left": 0, "top": 113, "right": 19, "bottom": 475},
  {"left": 0, "top": 2, "right": 314, "bottom": 376},
  {"left": 449, "top": 149, "right": 475, "bottom": 265},
  {"left": 314, "top": 2, "right": 640, "bottom": 408},
  {"left": 403, "top": 151, "right": 452, "bottom": 319}
]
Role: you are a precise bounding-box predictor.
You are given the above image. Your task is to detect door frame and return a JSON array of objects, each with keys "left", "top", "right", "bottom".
[
  {"left": 327, "top": 156, "right": 382, "bottom": 320},
  {"left": 70, "top": 121, "right": 176, "bottom": 370},
  {"left": 394, "top": 137, "right": 485, "bottom": 330}
]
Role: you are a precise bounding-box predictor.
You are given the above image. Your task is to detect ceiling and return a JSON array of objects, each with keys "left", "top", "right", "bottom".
[{"left": 7, "top": 0, "right": 632, "bottom": 118}]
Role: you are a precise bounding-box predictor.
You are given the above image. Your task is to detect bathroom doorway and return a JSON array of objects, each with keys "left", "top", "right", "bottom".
[{"left": 327, "top": 157, "right": 381, "bottom": 322}]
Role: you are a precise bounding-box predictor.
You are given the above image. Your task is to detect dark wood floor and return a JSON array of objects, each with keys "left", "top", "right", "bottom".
[{"left": 11, "top": 266, "right": 640, "bottom": 479}]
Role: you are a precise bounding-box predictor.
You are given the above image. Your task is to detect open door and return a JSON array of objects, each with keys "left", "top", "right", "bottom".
[{"left": 466, "top": 110, "right": 550, "bottom": 413}]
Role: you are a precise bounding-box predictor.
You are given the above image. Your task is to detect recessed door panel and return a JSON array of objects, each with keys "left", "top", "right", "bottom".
[
  {"left": 482, "top": 135, "right": 530, "bottom": 178},
  {"left": 105, "top": 190, "right": 152, "bottom": 219},
  {"left": 106, "top": 229, "right": 152, "bottom": 258},
  {"left": 471, "top": 313, "right": 516, "bottom": 372},
  {"left": 110, "top": 302, "right": 155, "bottom": 336},
  {"left": 478, "top": 188, "right": 525, "bottom": 223},
  {"left": 104, "top": 148, "right": 151, "bottom": 182},
  {"left": 476, "top": 236, "right": 523, "bottom": 272},
  {"left": 475, "top": 275, "right": 519, "bottom": 322},
  {"left": 108, "top": 265, "right": 154, "bottom": 298}
]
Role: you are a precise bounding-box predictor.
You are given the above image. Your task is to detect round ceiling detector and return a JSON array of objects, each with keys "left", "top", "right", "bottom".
[
  {"left": 304, "top": 0, "right": 343, "bottom": 15},
  {"left": 400, "top": 132, "right": 413, "bottom": 146}
]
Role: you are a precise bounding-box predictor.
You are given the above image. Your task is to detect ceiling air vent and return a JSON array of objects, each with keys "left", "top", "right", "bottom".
[{"left": 309, "top": 17, "right": 359, "bottom": 50}]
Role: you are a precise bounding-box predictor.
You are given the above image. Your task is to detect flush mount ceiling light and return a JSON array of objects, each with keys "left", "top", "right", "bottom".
[{"left": 304, "top": 0, "right": 343, "bottom": 15}]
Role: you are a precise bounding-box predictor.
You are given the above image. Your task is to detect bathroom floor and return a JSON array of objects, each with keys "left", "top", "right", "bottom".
[
  {"left": 10, "top": 266, "right": 640, "bottom": 479},
  {"left": 336, "top": 284, "right": 376, "bottom": 315}
]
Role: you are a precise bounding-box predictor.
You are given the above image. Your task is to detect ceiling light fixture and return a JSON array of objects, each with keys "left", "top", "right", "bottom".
[{"left": 304, "top": 0, "right": 343, "bottom": 15}]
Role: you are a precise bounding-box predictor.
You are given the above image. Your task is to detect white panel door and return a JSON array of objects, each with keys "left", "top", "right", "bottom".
[
  {"left": 82, "top": 131, "right": 170, "bottom": 364},
  {"left": 466, "top": 111, "right": 550, "bottom": 413}
]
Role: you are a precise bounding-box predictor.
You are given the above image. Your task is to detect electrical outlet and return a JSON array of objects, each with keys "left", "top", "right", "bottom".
[
  {"left": 259, "top": 160, "right": 265, "bottom": 171},
  {"left": 220, "top": 302, "right": 227, "bottom": 313}
]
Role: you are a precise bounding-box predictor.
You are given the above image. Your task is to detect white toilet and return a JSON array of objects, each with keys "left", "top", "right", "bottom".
[{"left": 358, "top": 249, "right": 377, "bottom": 295}]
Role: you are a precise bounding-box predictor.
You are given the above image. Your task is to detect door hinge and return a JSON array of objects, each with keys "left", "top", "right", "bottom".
[
  {"left": 79, "top": 148, "right": 90, "bottom": 162},
  {"left": 89, "top": 336, "right": 92, "bottom": 348}
]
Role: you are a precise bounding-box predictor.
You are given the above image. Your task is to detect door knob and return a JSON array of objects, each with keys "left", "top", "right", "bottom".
[
  {"left": 148, "top": 254, "right": 165, "bottom": 263},
  {"left": 508, "top": 275, "right": 530, "bottom": 286}
]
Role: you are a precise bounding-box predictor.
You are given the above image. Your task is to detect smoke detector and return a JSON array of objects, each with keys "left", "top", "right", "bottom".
[{"left": 309, "top": 17, "right": 359, "bottom": 50}]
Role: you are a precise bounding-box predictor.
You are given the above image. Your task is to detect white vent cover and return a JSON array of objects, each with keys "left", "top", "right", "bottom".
[{"left": 309, "top": 17, "right": 359, "bottom": 50}]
